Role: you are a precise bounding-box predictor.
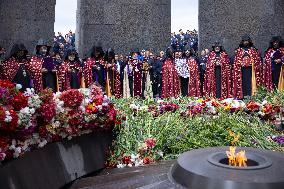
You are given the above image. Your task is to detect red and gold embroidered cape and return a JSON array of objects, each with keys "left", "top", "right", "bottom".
[
  {"left": 161, "top": 58, "right": 180, "bottom": 98},
  {"left": 232, "top": 47, "right": 262, "bottom": 99},
  {"left": 187, "top": 58, "right": 201, "bottom": 97},
  {"left": 57, "top": 60, "right": 83, "bottom": 91},
  {"left": 83, "top": 58, "right": 105, "bottom": 88},
  {"left": 263, "top": 47, "right": 284, "bottom": 91},
  {"left": 105, "top": 62, "right": 122, "bottom": 98},
  {"left": 1, "top": 58, "right": 22, "bottom": 81},
  {"left": 28, "top": 56, "right": 44, "bottom": 93},
  {"left": 113, "top": 64, "right": 122, "bottom": 98},
  {"left": 203, "top": 51, "right": 231, "bottom": 99},
  {"left": 129, "top": 60, "right": 142, "bottom": 98}
]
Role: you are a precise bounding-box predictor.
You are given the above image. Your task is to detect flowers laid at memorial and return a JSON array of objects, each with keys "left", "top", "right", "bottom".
[
  {"left": 108, "top": 95, "right": 284, "bottom": 168},
  {"left": 0, "top": 80, "right": 116, "bottom": 162},
  {"left": 0, "top": 80, "right": 283, "bottom": 168}
]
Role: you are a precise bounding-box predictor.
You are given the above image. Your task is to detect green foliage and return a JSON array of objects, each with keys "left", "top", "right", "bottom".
[
  {"left": 252, "top": 86, "right": 284, "bottom": 106},
  {"left": 109, "top": 98, "right": 282, "bottom": 165}
]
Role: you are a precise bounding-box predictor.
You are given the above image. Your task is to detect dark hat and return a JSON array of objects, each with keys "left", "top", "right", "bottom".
[
  {"left": 212, "top": 41, "right": 225, "bottom": 52},
  {"left": 212, "top": 41, "right": 222, "bottom": 48},
  {"left": 65, "top": 47, "right": 79, "bottom": 61},
  {"left": 35, "top": 39, "right": 51, "bottom": 55},
  {"left": 175, "top": 47, "right": 183, "bottom": 52},
  {"left": 270, "top": 36, "right": 283, "bottom": 43},
  {"left": 241, "top": 34, "right": 251, "bottom": 41},
  {"left": 89, "top": 44, "right": 105, "bottom": 58},
  {"left": 184, "top": 44, "right": 191, "bottom": 51},
  {"left": 9, "top": 43, "right": 28, "bottom": 58},
  {"left": 104, "top": 48, "right": 115, "bottom": 61},
  {"left": 269, "top": 36, "right": 283, "bottom": 49}
]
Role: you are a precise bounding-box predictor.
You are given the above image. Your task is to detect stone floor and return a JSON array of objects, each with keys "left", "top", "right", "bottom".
[{"left": 69, "top": 161, "right": 185, "bottom": 189}]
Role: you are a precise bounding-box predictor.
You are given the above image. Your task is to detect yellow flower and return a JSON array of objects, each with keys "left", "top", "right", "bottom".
[
  {"left": 224, "top": 105, "right": 231, "bottom": 111},
  {"left": 46, "top": 124, "right": 56, "bottom": 135}
]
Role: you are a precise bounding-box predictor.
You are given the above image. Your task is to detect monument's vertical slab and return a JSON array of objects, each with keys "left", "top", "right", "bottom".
[
  {"left": 0, "top": 0, "right": 56, "bottom": 55},
  {"left": 199, "top": 0, "right": 284, "bottom": 57},
  {"left": 76, "top": 0, "right": 171, "bottom": 57}
]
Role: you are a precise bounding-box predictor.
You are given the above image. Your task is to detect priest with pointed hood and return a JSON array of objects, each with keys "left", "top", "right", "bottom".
[
  {"left": 1, "top": 44, "right": 32, "bottom": 91},
  {"left": 28, "top": 39, "right": 56, "bottom": 93},
  {"left": 83, "top": 44, "right": 106, "bottom": 90},
  {"left": 185, "top": 45, "right": 201, "bottom": 97},
  {"left": 232, "top": 35, "right": 262, "bottom": 99},
  {"left": 105, "top": 48, "right": 122, "bottom": 98},
  {"left": 37, "top": 39, "right": 58, "bottom": 92},
  {"left": 263, "top": 36, "right": 284, "bottom": 91},
  {"left": 203, "top": 42, "right": 231, "bottom": 99},
  {"left": 161, "top": 46, "right": 180, "bottom": 98},
  {"left": 58, "top": 47, "right": 84, "bottom": 91}
]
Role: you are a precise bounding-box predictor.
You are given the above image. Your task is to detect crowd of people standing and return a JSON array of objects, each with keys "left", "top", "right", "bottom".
[
  {"left": 52, "top": 31, "right": 76, "bottom": 58},
  {"left": 171, "top": 29, "right": 198, "bottom": 54},
  {"left": 0, "top": 33, "right": 283, "bottom": 100}
]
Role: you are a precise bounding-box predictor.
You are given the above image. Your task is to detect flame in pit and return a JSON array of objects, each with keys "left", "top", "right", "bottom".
[
  {"left": 226, "top": 129, "right": 247, "bottom": 167},
  {"left": 226, "top": 146, "right": 247, "bottom": 167}
]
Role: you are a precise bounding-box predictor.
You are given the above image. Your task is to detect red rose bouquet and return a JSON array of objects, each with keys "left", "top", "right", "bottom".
[
  {"left": 0, "top": 109, "right": 18, "bottom": 132},
  {"left": 246, "top": 101, "right": 260, "bottom": 112},
  {"left": 38, "top": 102, "right": 56, "bottom": 123},
  {"left": 60, "top": 89, "right": 84, "bottom": 108},
  {"left": 12, "top": 93, "right": 28, "bottom": 111}
]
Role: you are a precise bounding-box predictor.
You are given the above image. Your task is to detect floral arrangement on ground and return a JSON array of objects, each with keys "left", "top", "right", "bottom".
[
  {"left": 0, "top": 80, "right": 117, "bottom": 162},
  {"left": 108, "top": 93, "right": 284, "bottom": 168}
]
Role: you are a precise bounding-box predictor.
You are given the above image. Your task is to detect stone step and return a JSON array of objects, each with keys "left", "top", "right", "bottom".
[
  {"left": 83, "top": 173, "right": 168, "bottom": 189},
  {"left": 69, "top": 161, "right": 181, "bottom": 189},
  {"left": 136, "top": 179, "right": 175, "bottom": 189}
]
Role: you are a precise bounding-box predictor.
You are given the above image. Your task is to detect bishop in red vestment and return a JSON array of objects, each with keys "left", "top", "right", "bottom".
[
  {"left": 203, "top": 42, "right": 231, "bottom": 99},
  {"left": 161, "top": 47, "right": 180, "bottom": 98},
  {"left": 263, "top": 36, "right": 284, "bottom": 91},
  {"left": 232, "top": 35, "right": 262, "bottom": 99}
]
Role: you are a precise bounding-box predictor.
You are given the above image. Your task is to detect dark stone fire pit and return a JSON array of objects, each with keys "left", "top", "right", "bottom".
[{"left": 170, "top": 147, "right": 284, "bottom": 189}]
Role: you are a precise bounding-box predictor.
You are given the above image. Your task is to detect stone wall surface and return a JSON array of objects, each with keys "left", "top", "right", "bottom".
[
  {"left": 199, "top": 0, "right": 284, "bottom": 57},
  {"left": 1, "top": 0, "right": 284, "bottom": 58},
  {"left": 76, "top": 0, "right": 171, "bottom": 58},
  {"left": 0, "top": 0, "right": 56, "bottom": 56},
  {"left": 0, "top": 132, "right": 113, "bottom": 189}
]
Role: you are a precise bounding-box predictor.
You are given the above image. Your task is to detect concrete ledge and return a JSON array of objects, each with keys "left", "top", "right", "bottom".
[{"left": 0, "top": 131, "right": 113, "bottom": 189}]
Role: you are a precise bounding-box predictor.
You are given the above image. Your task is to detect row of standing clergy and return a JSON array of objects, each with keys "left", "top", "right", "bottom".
[
  {"left": 162, "top": 36, "right": 284, "bottom": 100},
  {"left": 0, "top": 36, "right": 283, "bottom": 99}
]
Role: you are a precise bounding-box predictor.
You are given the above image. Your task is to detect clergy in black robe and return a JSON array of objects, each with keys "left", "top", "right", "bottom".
[
  {"left": 58, "top": 48, "right": 83, "bottom": 91},
  {"left": 84, "top": 46, "right": 106, "bottom": 90},
  {"left": 35, "top": 39, "right": 57, "bottom": 92},
  {"left": 151, "top": 55, "right": 163, "bottom": 98},
  {"left": 203, "top": 42, "right": 231, "bottom": 99},
  {"left": 2, "top": 44, "right": 32, "bottom": 91},
  {"left": 232, "top": 35, "right": 262, "bottom": 99},
  {"left": 105, "top": 48, "right": 116, "bottom": 96},
  {"left": 263, "top": 36, "right": 284, "bottom": 91}
]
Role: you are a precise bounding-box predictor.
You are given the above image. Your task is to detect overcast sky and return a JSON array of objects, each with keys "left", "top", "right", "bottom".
[{"left": 54, "top": 0, "right": 198, "bottom": 34}]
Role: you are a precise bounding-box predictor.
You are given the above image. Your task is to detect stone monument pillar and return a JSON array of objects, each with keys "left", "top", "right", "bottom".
[
  {"left": 76, "top": 0, "right": 171, "bottom": 58},
  {"left": 199, "top": 0, "right": 284, "bottom": 57},
  {"left": 0, "top": 0, "right": 56, "bottom": 55}
]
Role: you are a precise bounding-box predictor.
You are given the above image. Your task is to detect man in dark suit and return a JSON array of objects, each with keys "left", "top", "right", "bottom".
[{"left": 150, "top": 53, "right": 163, "bottom": 98}]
